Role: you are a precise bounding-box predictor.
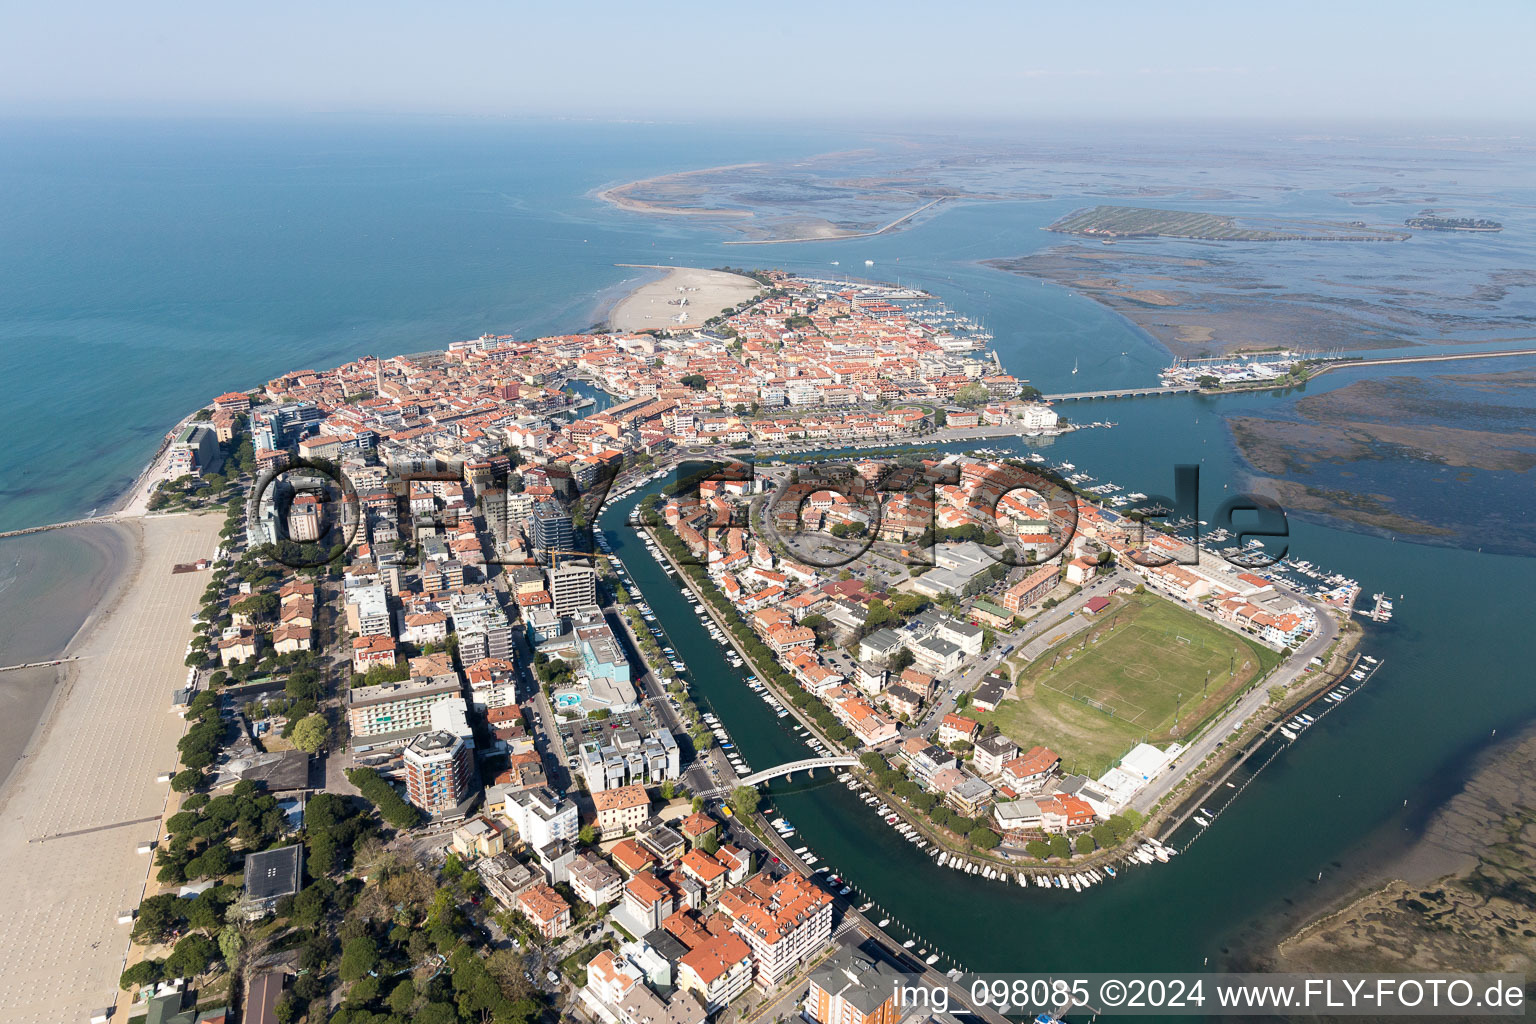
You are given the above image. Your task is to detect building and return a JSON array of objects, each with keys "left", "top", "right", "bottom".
[
  {"left": 478, "top": 853, "right": 541, "bottom": 909},
  {"left": 805, "top": 946, "right": 913, "bottom": 1024},
  {"left": 402, "top": 731, "right": 473, "bottom": 817},
  {"left": 971, "top": 676, "right": 1009, "bottom": 713},
  {"left": 579, "top": 727, "right": 681, "bottom": 792},
  {"left": 287, "top": 493, "right": 324, "bottom": 542},
  {"left": 244, "top": 971, "right": 286, "bottom": 1024},
  {"left": 504, "top": 787, "right": 580, "bottom": 850},
  {"left": 583, "top": 949, "right": 641, "bottom": 1017},
  {"left": 972, "top": 732, "right": 1019, "bottom": 777},
  {"left": 451, "top": 817, "right": 506, "bottom": 861},
  {"left": 344, "top": 582, "right": 392, "bottom": 637},
  {"left": 517, "top": 883, "right": 572, "bottom": 939},
  {"left": 532, "top": 500, "right": 574, "bottom": 553},
  {"left": 618, "top": 986, "right": 706, "bottom": 1024},
  {"left": 621, "top": 871, "right": 677, "bottom": 934},
  {"left": 346, "top": 676, "right": 463, "bottom": 744},
  {"left": 550, "top": 563, "right": 599, "bottom": 616},
  {"left": 677, "top": 931, "right": 753, "bottom": 1012},
  {"left": 569, "top": 851, "right": 624, "bottom": 907},
  {"left": 679, "top": 848, "right": 730, "bottom": 902},
  {"left": 242, "top": 845, "right": 303, "bottom": 918},
  {"left": 167, "top": 423, "right": 221, "bottom": 477},
  {"left": 1000, "top": 745, "right": 1060, "bottom": 792},
  {"left": 937, "top": 713, "right": 979, "bottom": 746},
  {"left": 593, "top": 784, "right": 651, "bottom": 839},
  {"left": 907, "top": 634, "right": 963, "bottom": 676},
  {"left": 1002, "top": 564, "right": 1060, "bottom": 614},
  {"left": 718, "top": 870, "right": 833, "bottom": 989}
]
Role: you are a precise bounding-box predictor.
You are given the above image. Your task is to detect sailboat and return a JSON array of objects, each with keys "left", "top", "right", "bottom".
[{"left": 1071, "top": 357, "right": 1079, "bottom": 375}]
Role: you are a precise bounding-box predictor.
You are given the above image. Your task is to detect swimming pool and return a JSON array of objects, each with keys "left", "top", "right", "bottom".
[{"left": 553, "top": 693, "right": 583, "bottom": 709}]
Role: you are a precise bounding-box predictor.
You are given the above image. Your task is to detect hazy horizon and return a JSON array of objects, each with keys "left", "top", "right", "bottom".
[{"left": 5, "top": 1, "right": 1535, "bottom": 123}]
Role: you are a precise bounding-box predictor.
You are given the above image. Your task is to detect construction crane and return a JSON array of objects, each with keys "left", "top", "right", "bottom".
[{"left": 543, "top": 549, "right": 616, "bottom": 570}]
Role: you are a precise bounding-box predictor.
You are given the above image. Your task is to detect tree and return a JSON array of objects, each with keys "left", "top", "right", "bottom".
[
  {"left": 578, "top": 824, "right": 598, "bottom": 845},
  {"left": 730, "top": 786, "right": 759, "bottom": 819},
  {"left": 163, "top": 932, "right": 218, "bottom": 979},
  {"left": 132, "top": 893, "right": 185, "bottom": 944},
  {"left": 1048, "top": 833, "right": 1072, "bottom": 860},
  {"left": 1075, "top": 833, "right": 1096, "bottom": 855},
  {"left": 1025, "top": 840, "right": 1050, "bottom": 860},
  {"left": 388, "top": 978, "right": 418, "bottom": 1015},
  {"left": 969, "top": 827, "right": 1001, "bottom": 850},
  {"left": 660, "top": 779, "right": 676, "bottom": 800},
  {"left": 171, "top": 768, "right": 204, "bottom": 793},
  {"left": 291, "top": 713, "right": 329, "bottom": 753},
  {"left": 120, "top": 958, "right": 163, "bottom": 991},
  {"left": 185, "top": 842, "right": 234, "bottom": 880},
  {"left": 955, "top": 382, "right": 991, "bottom": 408},
  {"left": 339, "top": 935, "right": 379, "bottom": 982},
  {"left": 218, "top": 924, "right": 243, "bottom": 968}
]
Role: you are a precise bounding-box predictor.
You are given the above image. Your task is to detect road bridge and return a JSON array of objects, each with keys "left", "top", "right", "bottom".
[{"left": 1042, "top": 385, "right": 1199, "bottom": 401}]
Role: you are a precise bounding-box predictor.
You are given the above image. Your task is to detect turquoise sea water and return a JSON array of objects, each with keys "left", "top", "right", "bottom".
[{"left": 4, "top": 118, "right": 1535, "bottom": 980}]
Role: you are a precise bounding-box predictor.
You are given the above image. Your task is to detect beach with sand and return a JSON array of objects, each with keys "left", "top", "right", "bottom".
[
  {"left": 0, "top": 512, "right": 223, "bottom": 1024},
  {"left": 605, "top": 265, "right": 762, "bottom": 332}
]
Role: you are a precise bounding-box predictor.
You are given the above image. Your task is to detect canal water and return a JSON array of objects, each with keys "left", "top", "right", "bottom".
[{"left": 596, "top": 366, "right": 1536, "bottom": 974}]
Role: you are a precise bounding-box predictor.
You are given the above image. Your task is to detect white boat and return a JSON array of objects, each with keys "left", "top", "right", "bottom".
[
  {"left": 1194, "top": 815, "right": 1211, "bottom": 827},
  {"left": 1280, "top": 728, "right": 1298, "bottom": 741}
]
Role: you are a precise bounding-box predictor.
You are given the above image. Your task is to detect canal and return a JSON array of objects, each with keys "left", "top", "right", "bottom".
[{"left": 595, "top": 374, "right": 1536, "bottom": 975}]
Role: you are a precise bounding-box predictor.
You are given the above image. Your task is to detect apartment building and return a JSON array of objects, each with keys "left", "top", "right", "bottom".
[
  {"left": 718, "top": 871, "right": 833, "bottom": 989},
  {"left": 677, "top": 932, "right": 753, "bottom": 1012},
  {"left": 504, "top": 788, "right": 580, "bottom": 851},
  {"left": 346, "top": 677, "right": 463, "bottom": 743},
  {"left": 804, "top": 946, "right": 911, "bottom": 1024},
  {"left": 593, "top": 784, "right": 650, "bottom": 839},
  {"left": 401, "top": 731, "right": 473, "bottom": 817}
]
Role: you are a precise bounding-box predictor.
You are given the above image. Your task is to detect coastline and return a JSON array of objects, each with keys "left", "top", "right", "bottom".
[
  {"left": 0, "top": 513, "right": 222, "bottom": 1023},
  {"left": 604, "top": 265, "right": 762, "bottom": 332},
  {"left": 593, "top": 164, "right": 762, "bottom": 218},
  {"left": 1267, "top": 718, "right": 1536, "bottom": 973},
  {"left": 0, "top": 523, "right": 138, "bottom": 797}
]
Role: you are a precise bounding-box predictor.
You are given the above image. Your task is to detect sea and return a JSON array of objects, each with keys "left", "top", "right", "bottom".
[{"left": 3, "top": 116, "right": 1535, "bottom": 978}]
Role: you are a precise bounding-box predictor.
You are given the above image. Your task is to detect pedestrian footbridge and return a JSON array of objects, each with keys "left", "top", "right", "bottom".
[{"left": 736, "top": 755, "right": 860, "bottom": 789}]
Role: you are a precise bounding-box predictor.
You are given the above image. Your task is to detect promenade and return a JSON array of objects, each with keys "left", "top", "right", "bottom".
[{"left": 0, "top": 514, "right": 222, "bottom": 1024}]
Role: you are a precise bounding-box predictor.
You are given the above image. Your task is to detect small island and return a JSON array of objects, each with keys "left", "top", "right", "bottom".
[{"left": 1047, "top": 205, "right": 1409, "bottom": 242}]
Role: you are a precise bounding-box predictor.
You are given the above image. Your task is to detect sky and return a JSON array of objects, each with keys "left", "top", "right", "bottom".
[{"left": 3, "top": 0, "right": 1535, "bottom": 123}]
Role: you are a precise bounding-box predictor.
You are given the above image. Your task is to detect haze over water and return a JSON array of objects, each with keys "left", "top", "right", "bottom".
[{"left": 3, "top": 117, "right": 1534, "bottom": 975}]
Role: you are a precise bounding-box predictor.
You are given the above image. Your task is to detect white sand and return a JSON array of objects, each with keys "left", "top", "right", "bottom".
[
  {"left": 0, "top": 513, "right": 223, "bottom": 1024},
  {"left": 607, "top": 266, "right": 761, "bottom": 332}
]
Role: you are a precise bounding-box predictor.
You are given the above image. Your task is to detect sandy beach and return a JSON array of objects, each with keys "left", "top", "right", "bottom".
[
  {"left": 606, "top": 265, "right": 762, "bottom": 332},
  {"left": 0, "top": 512, "right": 222, "bottom": 1024}
]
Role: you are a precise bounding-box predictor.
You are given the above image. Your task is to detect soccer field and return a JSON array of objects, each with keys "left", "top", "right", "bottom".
[{"left": 979, "top": 593, "right": 1282, "bottom": 775}]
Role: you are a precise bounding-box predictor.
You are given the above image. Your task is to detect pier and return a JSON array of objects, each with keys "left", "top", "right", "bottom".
[{"left": 0, "top": 514, "right": 121, "bottom": 541}]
